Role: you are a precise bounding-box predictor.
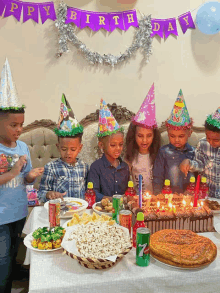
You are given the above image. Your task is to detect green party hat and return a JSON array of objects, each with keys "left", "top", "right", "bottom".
[
  {"left": 166, "top": 89, "right": 192, "bottom": 130},
  {"left": 206, "top": 107, "right": 220, "bottom": 129},
  {"left": 54, "top": 94, "right": 83, "bottom": 137}
]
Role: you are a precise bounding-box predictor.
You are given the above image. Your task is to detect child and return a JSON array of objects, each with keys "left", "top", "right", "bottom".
[
  {"left": 0, "top": 59, "right": 44, "bottom": 292},
  {"left": 125, "top": 84, "right": 161, "bottom": 193},
  {"left": 88, "top": 99, "right": 129, "bottom": 202},
  {"left": 38, "top": 94, "right": 89, "bottom": 202},
  {"left": 180, "top": 107, "right": 220, "bottom": 198},
  {"left": 153, "top": 89, "right": 195, "bottom": 194}
]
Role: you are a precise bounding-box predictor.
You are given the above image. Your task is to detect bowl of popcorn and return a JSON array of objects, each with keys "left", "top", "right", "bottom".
[{"left": 61, "top": 222, "right": 132, "bottom": 269}]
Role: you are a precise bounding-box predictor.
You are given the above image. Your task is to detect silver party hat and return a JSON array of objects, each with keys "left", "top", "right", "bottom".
[{"left": 0, "top": 58, "right": 24, "bottom": 110}]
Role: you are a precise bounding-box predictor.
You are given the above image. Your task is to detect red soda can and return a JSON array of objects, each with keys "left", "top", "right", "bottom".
[
  {"left": 49, "top": 199, "right": 60, "bottom": 228},
  {"left": 119, "top": 210, "right": 132, "bottom": 235}
]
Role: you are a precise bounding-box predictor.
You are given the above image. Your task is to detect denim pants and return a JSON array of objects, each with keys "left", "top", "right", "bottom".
[{"left": 0, "top": 217, "right": 26, "bottom": 293}]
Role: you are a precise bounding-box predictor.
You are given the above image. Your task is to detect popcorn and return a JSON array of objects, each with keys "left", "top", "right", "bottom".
[{"left": 68, "top": 222, "right": 131, "bottom": 259}]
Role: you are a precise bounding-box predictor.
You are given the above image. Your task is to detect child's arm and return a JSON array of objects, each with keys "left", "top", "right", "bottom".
[
  {"left": 180, "top": 142, "right": 205, "bottom": 177},
  {"left": 87, "top": 165, "right": 104, "bottom": 202},
  {"left": 38, "top": 164, "right": 65, "bottom": 202},
  {"left": 153, "top": 150, "right": 165, "bottom": 195},
  {"left": 0, "top": 156, "right": 27, "bottom": 186}
]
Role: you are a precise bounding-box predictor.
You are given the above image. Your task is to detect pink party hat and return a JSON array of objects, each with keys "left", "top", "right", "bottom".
[{"left": 132, "top": 84, "right": 157, "bottom": 128}]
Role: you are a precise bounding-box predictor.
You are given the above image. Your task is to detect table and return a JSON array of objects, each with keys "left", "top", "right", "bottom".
[{"left": 23, "top": 206, "right": 220, "bottom": 293}]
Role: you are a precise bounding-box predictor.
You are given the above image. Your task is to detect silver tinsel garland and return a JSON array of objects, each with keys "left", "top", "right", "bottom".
[{"left": 55, "top": 3, "right": 152, "bottom": 67}]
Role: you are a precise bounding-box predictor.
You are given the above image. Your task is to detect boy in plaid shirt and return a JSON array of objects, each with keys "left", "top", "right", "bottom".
[
  {"left": 38, "top": 94, "right": 89, "bottom": 202},
  {"left": 180, "top": 107, "right": 220, "bottom": 198}
]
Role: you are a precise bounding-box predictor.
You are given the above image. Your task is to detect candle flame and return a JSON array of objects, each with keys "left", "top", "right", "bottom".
[
  {"left": 198, "top": 203, "right": 200, "bottom": 207},
  {"left": 201, "top": 201, "right": 204, "bottom": 207},
  {"left": 190, "top": 202, "right": 193, "bottom": 207},
  {"left": 168, "top": 203, "right": 172, "bottom": 208},
  {"left": 182, "top": 200, "right": 186, "bottom": 206},
  {"left": 162, "top": 206, "right": 164, "bottom": 210},
  {"left": 157, "top": 201, "right": 160, "bottom": 208}
]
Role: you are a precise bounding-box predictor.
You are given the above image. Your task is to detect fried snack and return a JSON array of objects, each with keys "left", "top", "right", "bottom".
[
  {"left": 95, "top": 206, "right": 102, "bottom": 211},
  {"left": 150, "top": 229, "right": 217, "bottom": 268},
  {"left": 101, "top": 198, "right": 109, "bottom": 207},
  {"left": 67, "top": 212, "right": 114, "bottom": 226}
]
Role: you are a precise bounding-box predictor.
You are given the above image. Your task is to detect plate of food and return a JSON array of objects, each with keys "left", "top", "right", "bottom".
[
  {"left": 44, "top": 197, "right": 88, "bottom": 218},
  {"left": 92, "top": 198, "right": 113, "bottom": 216},
  {"left": 203, "top": 198, "right": 220, "bottom": 214},
  {"left": 150, "top": 229, "right": 217, "bottom": 270},
  {"left": 63, "top": 211, "right": 115, "bottom": 228},
  {"left": 24, "top": 226, "right": 65, "bottom": 251}
]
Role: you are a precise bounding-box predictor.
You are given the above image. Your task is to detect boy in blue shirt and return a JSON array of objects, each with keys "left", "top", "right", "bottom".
[
  {"left": 88, "top": 99, "right": 129, "bottom": 202},
  {"left": 180, "top": 107, "right": 220, "bottom": 198},
  {"left": 38, "top": 94, "right": 89, "bottom": 202},
  {"left": 153, "top": 90, "right": 195, "bottom": 194},
  {"left": 0, "top": 59, "right": 44, "bottom": 292}
]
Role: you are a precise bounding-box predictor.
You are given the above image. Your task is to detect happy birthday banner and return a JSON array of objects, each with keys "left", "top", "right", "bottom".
[
  {"left": 66, "top": 8, "right": 138, "bottom": 31},
  {"left": 151, "top": 12, "right": 196, "bottom": 38},
  {"left": 0, "top": 0, "right": 56, "bottom": 23}
]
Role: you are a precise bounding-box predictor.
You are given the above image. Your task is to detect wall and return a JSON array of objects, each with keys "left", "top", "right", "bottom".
[{"left": 0, "top": 0, "right": 219, "bottom": 126}]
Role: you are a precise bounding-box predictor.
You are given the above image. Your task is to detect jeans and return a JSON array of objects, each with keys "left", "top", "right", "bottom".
[{"left": 0, "top": 217, "right": 26, "bottom": 293}]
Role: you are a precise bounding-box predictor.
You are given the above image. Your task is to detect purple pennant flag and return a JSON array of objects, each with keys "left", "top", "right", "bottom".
[
  {"left": 39, "top": 2, "right": 56, "bottom": 24},
  {"left": 95, "top": 13, "right": 110, "bottom": 31},
  {"left": 178, "top": 12, "right": 195, "bottom": 34},
  {"left": 23, "top": 2, "right": 38, "bottom": 23},
  {"left": 81, "top": 10, "right": 96, "bottom": 31},
  {"left": 66, "top": 7, "right": 81, "bottom": 26},
  {"left": 151, "top": 19, "right": 164, "bottom": 38},
  {"left": 4, "top": 0, "right": 22, "bottom": 21},
  {"left": 0, "top": 0, "right": 6, "bottom": 17},
  {"left": 109, "top": 12, "right": 125, "bottom": 31},
  {"left": 164, "top": 18, "right": 178, "bottom": 39},
  {"left": 123, "top": 9, "right": 139, "bottom": 30}
]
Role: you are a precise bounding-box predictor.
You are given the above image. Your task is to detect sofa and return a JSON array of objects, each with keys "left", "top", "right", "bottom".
[{"left": 19, "top": 103, "right": 206, "bottom": 189}]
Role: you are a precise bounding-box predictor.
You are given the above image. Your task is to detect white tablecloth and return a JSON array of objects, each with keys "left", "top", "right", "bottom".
[{"left": 23, "top": 207, "right": 220, "bottom": 293}]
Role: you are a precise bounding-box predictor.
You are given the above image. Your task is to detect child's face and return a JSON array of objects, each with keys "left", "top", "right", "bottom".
[
  {"left": 135, "top": 126, "right": 154, "bottom": 154},
  {"left": 168, "top": 128, "right": 191, "bottom": 149},
  {"left": 99, "top": 132, "right": 124, "bottom": 161},
  {"left": 57, "top": 137, "right": 82, "bottom": 164},
  {"left": 0, "top": 113, "right": 24, "bottom": 143},
  {"left": 206, "top": 130, "right": 220, "bottom": 148}
]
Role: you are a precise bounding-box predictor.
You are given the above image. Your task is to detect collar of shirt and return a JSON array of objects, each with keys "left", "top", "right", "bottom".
[
  {"left": 101, "top": 154, "right": 126, "bottom": 170},
  {"left": 57, "top": 158, "right": 80, "bottom": 168},
  {"left": 168, "top": 143, "right": 192, "bottom": 152}
]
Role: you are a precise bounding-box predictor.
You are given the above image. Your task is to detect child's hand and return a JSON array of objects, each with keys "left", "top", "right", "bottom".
[
  {"left": 46, "top": 191, "right": 67, "bottom": 200},
  {"left": 10, "top": 156, "right": 27, "bottom": 176},
  {"left": 180, "top": 159, "right": 191, "bottom": 178},
  {"left": 28, "top": 168, "right": 44, "bottom": 180}
]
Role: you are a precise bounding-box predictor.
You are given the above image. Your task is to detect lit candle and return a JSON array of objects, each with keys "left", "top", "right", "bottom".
[
  {"left": 194, "top": 175, "right": 201, "bottom": 207},
  {"left": 182, "top": 199, "right": 186, "bottom": 210},
  {"left": 201, "top": 201, "right": 204, "bottom": 207},
  {"left": 173, "top": 205, "right": 176, "bottom": 213},
  {"left": 162, "top": 206, "right": 165, "bottom": 212},
  {"left": 168, "top": 202, "right": 172, "bottom": 212},
  {"left": 190, "top": 202, "right": 193, "bottom": 208},
  {"left": 157, "top": 201, "right": 160, "bottom": 212},
  {"left": 145, "top": 193, "right": 151, "bottom": 208},
  {"left": 139, "top": 175, "right": 142, "bottom": 208}
]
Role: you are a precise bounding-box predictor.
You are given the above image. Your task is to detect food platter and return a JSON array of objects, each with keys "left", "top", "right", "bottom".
[
  {"left": 150, "top": 252, "right": 217, "bottom": 270},
  {"left": 44, "top": 197, "right": 88, "bottom": 218},
  {"left": 92, "top": 202, "right": 112, "bottom": 217},
  {"left": 23, "top": 233, "right": 63, "bottom": 252},
  {"left": 203, "top": 198, "right": 220, "bottom": 214}
]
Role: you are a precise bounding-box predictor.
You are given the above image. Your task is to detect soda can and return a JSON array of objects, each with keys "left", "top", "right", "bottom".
[
  {"left": 119, "top": 210, "right": 132, "bottom": 235},
  {"left": 49, "top": 199, "right": 60, "bottom": 228},
  {"left": 112, "top": 195, "right": 123, "bottom": 224},
  {"left": 136, "top": 227, "right": 150, "bottom": 267}
]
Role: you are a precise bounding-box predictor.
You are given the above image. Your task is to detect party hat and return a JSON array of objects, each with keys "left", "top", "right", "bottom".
[
  {"left": 97, "top": 99, "right": 123, "bottom": 137},
  {"left": 166, "top": 89, "right": 192, "bottom": 129},
  {"left": 206, "top": 107, "right": 220, "bottom": 129},
  {"left": 0, "top": 58, "right": 25, "bottom": 110},
  {"left": 54, "top": 94, "right": 83, "bottom": 137},
  {"left": 132, "top": 83, "right": 157, "bottom": 128}
]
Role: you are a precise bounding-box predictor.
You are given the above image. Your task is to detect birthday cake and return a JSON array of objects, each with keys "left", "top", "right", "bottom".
[{"left": 123, "top": 193, "right": 214, "bottom": 234}]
